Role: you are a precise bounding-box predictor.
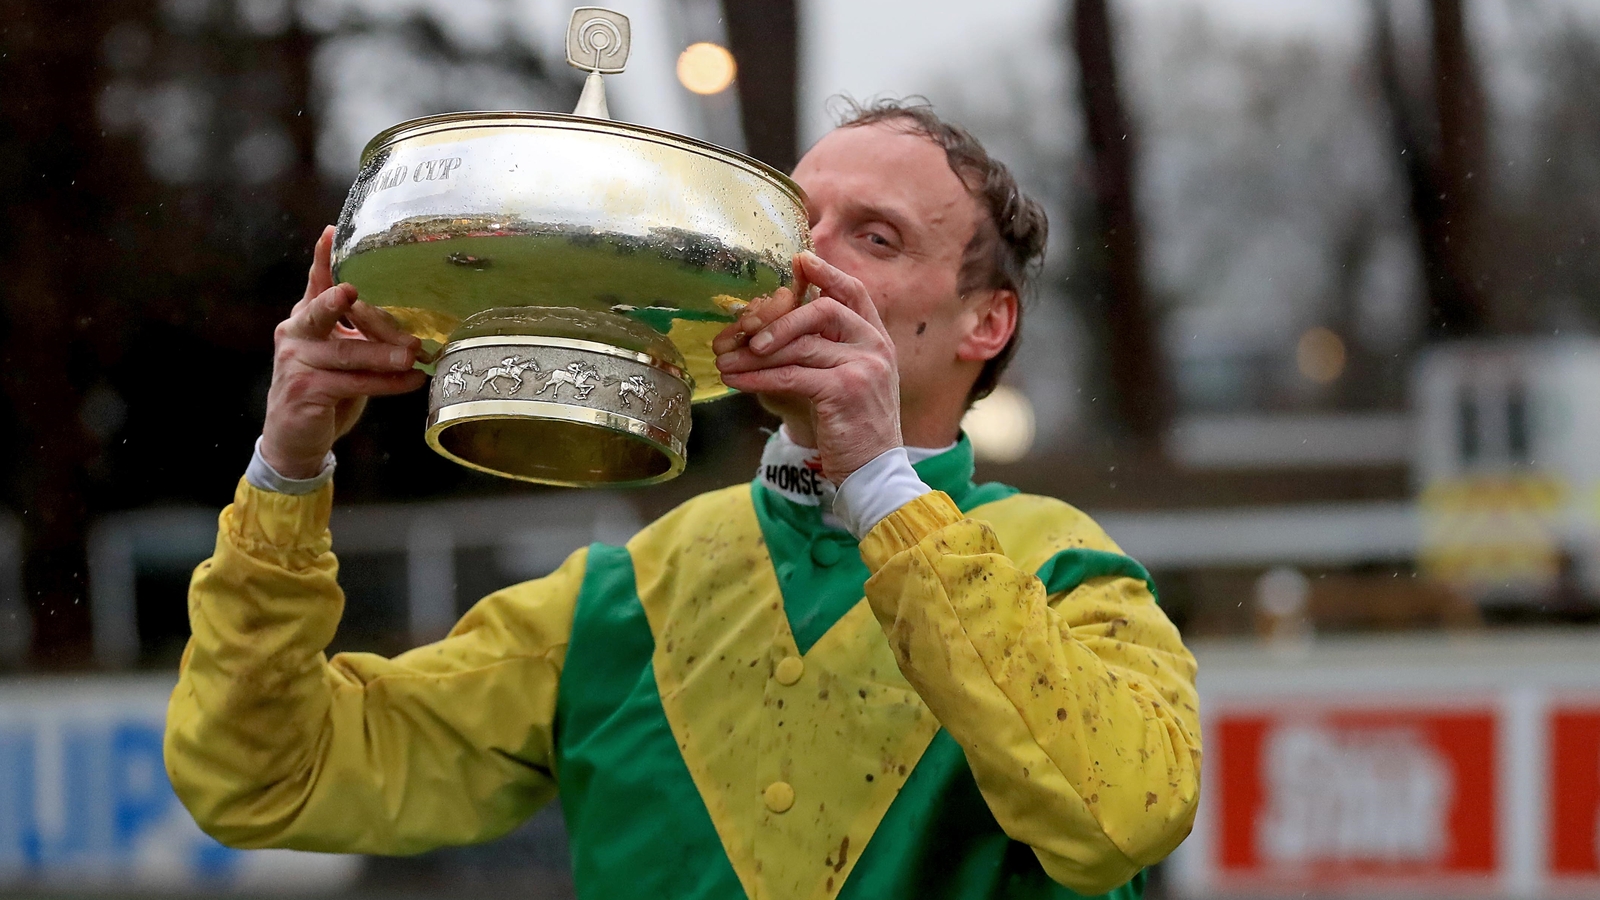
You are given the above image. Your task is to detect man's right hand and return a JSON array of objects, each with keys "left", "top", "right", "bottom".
[{"left": 259, "top": 226, "right": 426, "bottom": 479}]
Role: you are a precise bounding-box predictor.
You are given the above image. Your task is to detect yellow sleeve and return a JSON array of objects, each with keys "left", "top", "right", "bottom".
[
  {"left": 860, "top": 491, "right": 1201, "bottom": 896},
  {"left": 164, "top": 477, "right": 583, "bottom": 855}
]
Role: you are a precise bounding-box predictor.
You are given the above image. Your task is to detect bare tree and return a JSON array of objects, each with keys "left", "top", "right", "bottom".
[
  {"left": 721, "top": 0, "right": 799, "bottom": 172},
  {"left": 0, "top": 0, "right": 124, "bottom": 665},
  {"left": 1492, "top": 17, "right": 1600, "bottom": 332},
  {"left": 1372, "top": 0, "right": 1492, "bottom": 337},
  {"left": 1070, "top": 0, "right": 1171, "bottom": 451}
]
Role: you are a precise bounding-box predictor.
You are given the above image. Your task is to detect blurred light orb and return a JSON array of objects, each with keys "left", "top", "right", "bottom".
[
  {"left": 1296, "top": 326, "right": 1346, "bottom": 384},
  {"left": 233, "top": 127, "right": 295, "bottom": 184},
  {"left": 963, "top": 385, "right": 1036, "bottom": 464},
  {"left": 676, "top": 42, "right": 737, "bottom": 95},
  {"left": 1255, "top": 566, "right": 1310, "bottom": 617}
]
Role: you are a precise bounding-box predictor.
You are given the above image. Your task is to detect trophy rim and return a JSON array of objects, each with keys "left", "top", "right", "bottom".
[
  {"left": 426, "top": 398, "right": 687, "bottom": 488},
  {"left": 358, "top": 110, "right": 808, "bottom": 211}
]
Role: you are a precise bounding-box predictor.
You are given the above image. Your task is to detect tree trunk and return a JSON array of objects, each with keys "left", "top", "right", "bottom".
[
  {"left": 1070, "top": 0, "right": 1171, "bottom": 452},
  {"left": 1428, "top": 0, "right": 1492, "bottom": 335},
  {"left": 0, "top": 0, "right": 123, "bottom": 665},
  {"left": 721, "top": 0, "right": 799, "bottom": 173},
  {"left": 1371, "top": 0, "right": 1492, "bottom": 337}
]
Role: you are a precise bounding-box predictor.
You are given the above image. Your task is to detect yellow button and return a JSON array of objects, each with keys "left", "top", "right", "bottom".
[
  {"left": 774, "top": 656, "right": 804, "bottom": 686},
  {"left": 763, "top": 781, "right": 795, "bottom": 813}
]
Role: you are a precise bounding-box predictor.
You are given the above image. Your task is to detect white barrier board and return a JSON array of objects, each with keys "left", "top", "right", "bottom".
[{"left": 0, "top": 676, "right": 361, "bottom": 893}]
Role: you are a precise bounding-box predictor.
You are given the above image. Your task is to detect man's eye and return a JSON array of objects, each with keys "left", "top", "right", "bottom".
[{"left": 867, "top": 233, "right": 891, "bottom": 247}]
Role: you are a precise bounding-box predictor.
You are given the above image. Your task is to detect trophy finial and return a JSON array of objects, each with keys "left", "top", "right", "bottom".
[{"left": 568, "top": 7, "right": 630, "bottom": 119}]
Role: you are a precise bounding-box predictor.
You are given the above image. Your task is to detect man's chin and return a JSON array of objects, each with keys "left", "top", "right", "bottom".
[
  {"left": 755, "top": 392, "right": 808, "bottom": 421},
  {"left": 754, "top": 393, "right": 815, "bottom": 441}
]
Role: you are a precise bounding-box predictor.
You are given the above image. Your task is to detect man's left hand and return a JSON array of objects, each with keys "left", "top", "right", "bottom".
[{"left": 714, "top": 251, "right": 903, "bottom": 484}]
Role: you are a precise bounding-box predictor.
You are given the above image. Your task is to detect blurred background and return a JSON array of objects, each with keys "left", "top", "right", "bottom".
[{"left": 1, "top": 0, "right": 1598, "bottom": 897}]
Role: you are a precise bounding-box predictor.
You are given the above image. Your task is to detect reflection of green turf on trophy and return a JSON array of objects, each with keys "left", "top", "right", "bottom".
[
  {"left": 335, "top": 215, "right": 787, "bottom": 432},
  {"left": 335, "top": 214, "right": 786, "bottom": 338}
]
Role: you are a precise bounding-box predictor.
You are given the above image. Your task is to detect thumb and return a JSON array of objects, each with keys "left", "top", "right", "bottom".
[{"left": 791, "top": 252, "right": 815, "bottom": 305}]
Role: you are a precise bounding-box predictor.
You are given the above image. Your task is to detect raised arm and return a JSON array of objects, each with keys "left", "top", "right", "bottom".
[
  {"left": 860, "top": 492, "right": 1200, "bottom": 896},
  {"left": 165, "top": 477, "right": 585, "bottom": 854},
  {"left": 165, "top": 227, "right": 575, "bottom": 853}
]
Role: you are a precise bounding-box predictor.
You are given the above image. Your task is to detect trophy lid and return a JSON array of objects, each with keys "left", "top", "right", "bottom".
[
  {"left": 567, "top": 7, "right": 630, "bottom": 74},
  {"left": 568, "top": 7, "right": 631, "bottom": 120}
]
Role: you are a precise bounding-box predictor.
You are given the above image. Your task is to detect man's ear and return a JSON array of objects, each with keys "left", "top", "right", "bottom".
[{"left": 956, "top": 289, "right": 1018, "bottom": 363}]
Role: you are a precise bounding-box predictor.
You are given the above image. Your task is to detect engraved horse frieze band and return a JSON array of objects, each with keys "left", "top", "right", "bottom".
[{"left": 427, "top": 333, "right": 693, "bottom": 459}]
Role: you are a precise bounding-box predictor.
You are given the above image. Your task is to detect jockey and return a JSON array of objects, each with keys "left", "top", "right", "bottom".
[{"left": 164, "top": 101, "right": 1200, "bottom": 900}]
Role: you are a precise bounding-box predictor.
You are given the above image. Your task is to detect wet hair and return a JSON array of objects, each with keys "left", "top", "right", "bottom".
[{"left": 833, "top": 97, "right": 1049, "bottom": 403}]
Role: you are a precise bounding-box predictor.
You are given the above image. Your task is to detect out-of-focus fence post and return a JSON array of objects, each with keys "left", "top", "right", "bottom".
[
  {"left": 87, "top": 521, "right": 138, "bottom": 669},
  {"left": 407, "top": 519, "right": 458, "bottom": 645},
  {"left": 0, "top": 511, "right": 25, "bottom": 665},
  {"left": 88, "top": 508, "right": 218, "bottom": 669}
]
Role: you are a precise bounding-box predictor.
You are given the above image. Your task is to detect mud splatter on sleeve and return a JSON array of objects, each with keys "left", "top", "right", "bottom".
[
  {"left": 165, "top": 477, "right": 579, "bottom": 854},
  {"left": 860, "top": 491, "right": 1201, "bottom": 896}
]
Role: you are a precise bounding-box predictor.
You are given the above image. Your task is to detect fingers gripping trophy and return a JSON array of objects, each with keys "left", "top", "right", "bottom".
[{"left": 280, "top": 6, "right": 812, "bottom": 488}]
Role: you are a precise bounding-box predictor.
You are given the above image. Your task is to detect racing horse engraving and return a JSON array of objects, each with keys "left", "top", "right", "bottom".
[
  {"left": 659, "top": 392, "right": 685, "bottom": 429},
  {"left": 439, "top": 359, "right": 474, "bottom": 398},
  {"left": 478, "top": 356, "right": 542, "bottom": 395},
  {"left": 536, "top": 361, "right": 600, "bottom": 400},
  {"left": 617, "top": 374, "right": 660, "bottom": 413}
]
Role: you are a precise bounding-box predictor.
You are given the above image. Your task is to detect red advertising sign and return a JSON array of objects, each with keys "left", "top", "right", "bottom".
[
  {"left": 1214, "top": 707, "right": 1498, "bottom": 892},
  {"left": 1549, "top": 706, "right": 1600, "bottom": 880}
]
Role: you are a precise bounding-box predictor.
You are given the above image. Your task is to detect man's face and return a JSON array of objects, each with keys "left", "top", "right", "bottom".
[{"left": 789, "top": 122, "right": 993, "bottom": 414}]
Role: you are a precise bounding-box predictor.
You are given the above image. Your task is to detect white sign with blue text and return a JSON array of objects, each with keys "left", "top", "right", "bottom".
[{"left": 0, "top": 676, "right": 360, "bottom": 893}]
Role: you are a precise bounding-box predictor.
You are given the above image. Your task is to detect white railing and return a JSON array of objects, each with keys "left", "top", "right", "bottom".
[
  {"left": 85, "top": 492, "right": 641, "bottom": 669},
  {"left": 1097, "top": 501, "right": 1420, "bottom": 568}
]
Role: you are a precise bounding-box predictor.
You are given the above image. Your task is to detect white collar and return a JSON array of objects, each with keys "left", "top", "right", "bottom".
[{"left": 755, "top": 426, "right": 954, "bottom": 509}]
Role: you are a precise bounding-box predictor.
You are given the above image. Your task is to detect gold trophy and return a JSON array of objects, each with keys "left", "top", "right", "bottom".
[{"left": 331, "top": 7, "right": 811, "bottom": 486}]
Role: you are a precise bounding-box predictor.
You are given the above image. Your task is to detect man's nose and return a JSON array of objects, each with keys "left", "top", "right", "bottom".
[{"left": 809, "top": 217, "right": 843, "bottom": 261}]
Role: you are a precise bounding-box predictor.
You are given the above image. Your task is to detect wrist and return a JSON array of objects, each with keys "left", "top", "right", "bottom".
[
  {"left": 247, "top": 436, "right": 336, "bottom": 495},
  {"left": 829, "top": 436, "right": 902, "bottom": 485},
  {"left": 776, "top": 413, "right": 817, "bottom": 449},
  {"left": 262, "top": 455, "right": 325, "bottom": 481},
  {"left": 258, "top": 434, "right": 329, "bottom": 481}
]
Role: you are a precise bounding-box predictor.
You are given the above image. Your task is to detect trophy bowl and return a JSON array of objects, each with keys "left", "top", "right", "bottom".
[{"left": 330, "top": 110, "right": 811, "bottom": 487}]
